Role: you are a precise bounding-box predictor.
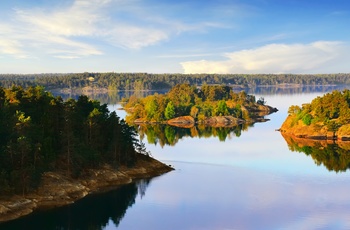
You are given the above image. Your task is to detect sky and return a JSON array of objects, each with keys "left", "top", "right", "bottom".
[{"left": 0, "top": 0, "right": 350, "bottom": 74}]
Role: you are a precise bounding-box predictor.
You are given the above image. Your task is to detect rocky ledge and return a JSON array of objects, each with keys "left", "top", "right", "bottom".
[
  {"left": 0, "top": 155, "right": 173, "bottom": 223},
  {"left": 279, "top": 116, "right": 350, "bottom": 141}
]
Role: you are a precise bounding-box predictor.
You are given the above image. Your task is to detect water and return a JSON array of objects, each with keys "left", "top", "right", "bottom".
[{"left": 3, "top": 87, "right": 350, "bottom": 229}]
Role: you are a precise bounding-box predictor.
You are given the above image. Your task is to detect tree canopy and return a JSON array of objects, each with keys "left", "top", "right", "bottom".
[
  {"left": 124, "top": 84, "right": 271, "bottom": 123},
  {"left": 0, "top": 86, "right": 144, "bottom": 195}
]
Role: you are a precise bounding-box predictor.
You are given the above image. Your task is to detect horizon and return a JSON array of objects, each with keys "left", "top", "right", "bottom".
[{"left": 1, "top": 0, "right": 350, "bottom": 74}]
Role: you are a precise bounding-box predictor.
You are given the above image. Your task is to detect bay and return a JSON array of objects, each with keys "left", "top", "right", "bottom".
[
  {"left": 3, "top": 86, "right": 350, "bottom": 229},
  {"left": 109, "top": 89, "right": 350, "bottom": 230}
]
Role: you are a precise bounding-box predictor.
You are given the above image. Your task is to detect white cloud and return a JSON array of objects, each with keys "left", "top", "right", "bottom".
[
  {"left": 181, "top": 41, "right": 350, "bottom": 74},
  {"left": 0, "top": 0, "right": 230, "bottom": 61},
  {"left": 0, "top": 0, "right": 173, "bottom": 58},
  {"left": 107, "top": 25, "right": 169, "bottom": 49}
]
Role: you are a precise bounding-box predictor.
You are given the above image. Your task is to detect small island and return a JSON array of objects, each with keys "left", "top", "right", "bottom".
[
  {"left": 280, "top": 90, "right": 350, "bottom": 141},
  {"left": 123, "top": 84, "right": 278, "bottom": 127},
  {"left": 0, "top": 86, "right": 173, "bottom": 223}
]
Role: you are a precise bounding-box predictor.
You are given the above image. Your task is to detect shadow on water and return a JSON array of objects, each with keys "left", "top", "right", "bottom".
[
  {"left": 135, "top": 123, "right": 252, "bottom": 147},
  {"left": 0, "top": 179, "right": 152, "bottom": 230},
  {"left": 281, "top": 133, "right": 350, "bottom": 172}
]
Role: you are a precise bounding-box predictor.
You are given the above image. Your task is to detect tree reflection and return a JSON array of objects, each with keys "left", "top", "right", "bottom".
[
  {"left": 135, "top": 123, "right": 250, "bottom": 147},
  {"left": 0, "top": 179, "right": 152, "bottom": 229},
  {"left": 281, "top": 133, "right": 350, "bottom": 172}
]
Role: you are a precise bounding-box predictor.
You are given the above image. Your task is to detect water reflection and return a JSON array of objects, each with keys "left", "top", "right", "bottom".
[
  {"left": 52, "top": 90, "right": 167, "bottom": 104},
  {"left": 281, "top": 133, "right": 350, "bottom": 172},
  {"left": 242, "top": 85, "right": 348, "bottom": 95},
  {"left": 0, "top": 179, "right": 152, "bottom": 230},
  {"left": 136, "top": 124, "right": 251, "bottom": 147},
  {"left": 52, "top": 85, "right": 349, "bottom": 105}
]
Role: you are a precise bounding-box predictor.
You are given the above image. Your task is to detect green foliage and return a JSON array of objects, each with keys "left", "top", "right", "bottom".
[
  {"left": 0, "top": 86, "right": 143, "bottom": 195},
  {"left": 125, "top": 84, "right": 266, "bottom": 122},
  {"left": 164, "top": 101, "right": 176, "bottom": 120},
  {"left": 214, "top": 101, "right": 229, "bottom": 116},
  {"left": 302, "top": 113, "right": 313, "bottom": 125},
  {"left": 287, "top": 90, "right": 350, "bottom": 132}
]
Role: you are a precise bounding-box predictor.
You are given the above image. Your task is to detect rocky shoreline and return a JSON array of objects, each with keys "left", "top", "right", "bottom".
[
  {"left": 279, "top": 116, "right": 350, "bottom": 141},
  {"left": 0, "top": 155, "right": 173, "bottom": 223}
]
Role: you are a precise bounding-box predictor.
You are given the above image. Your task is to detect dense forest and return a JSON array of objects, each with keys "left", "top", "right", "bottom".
[
  {"left": 1, "top": 73, "right": 350, "bottom": 91},
  {"left": 0, "top": 86, "right": 146, "bottom": 195},
  {"left": 281, "top": 90, "right": 350, "bottom": 138},
  {"left": 123, "top": 84, "right": 274, "bottom": 123}
]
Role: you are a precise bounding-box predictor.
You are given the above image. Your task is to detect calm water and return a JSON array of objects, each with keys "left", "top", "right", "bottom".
[{"left": 3, "top": 88, "right": 350, "bottom": 229}]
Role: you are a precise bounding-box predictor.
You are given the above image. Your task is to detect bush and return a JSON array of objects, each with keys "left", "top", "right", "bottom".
[{"left": 302, "top": 114, "right": 313, "bottom": 125}]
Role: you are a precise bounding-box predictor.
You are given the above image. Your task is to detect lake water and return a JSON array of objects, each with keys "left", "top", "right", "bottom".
[{"left": 3, "top": 87, "right": 350, "bottom": 229}]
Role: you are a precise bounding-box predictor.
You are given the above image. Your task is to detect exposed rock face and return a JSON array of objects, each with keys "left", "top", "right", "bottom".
[
  {"left": 167, "top": 116, "right": 195, "bottom": 124},
  {"left": 0, "top": 155, "right": 173, "bottom": 223},
  {"left": 202, "top": 116, "right": 244, "bottom": 126},
  {"left": 279, "top": 116, "right": 350, "bottom": 141}
]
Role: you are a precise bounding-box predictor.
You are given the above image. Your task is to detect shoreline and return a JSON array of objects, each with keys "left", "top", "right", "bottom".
[{"left": 0, "top": 155, "right": 173, "bottom": 223}]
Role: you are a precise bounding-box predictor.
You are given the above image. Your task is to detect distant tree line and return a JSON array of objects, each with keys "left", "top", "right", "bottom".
[
  {"left": 0, "top": 86, "right": 145, "bottom": 195},
  {"left": 1, "top": 72, "right": 350, "bottom": 90}
]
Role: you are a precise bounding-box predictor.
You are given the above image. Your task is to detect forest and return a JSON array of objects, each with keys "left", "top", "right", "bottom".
[
  {"left": 0, "top": 86, "right": 147, "bottom": 195},
  {"left": 281, "top": 89, "right": 350, "bottom": 138},
  {"left": 123, "top": 84, "right": 272, "bottom": 123},
  {"left": 1, "top": 72, "right": 350, "bottom": 91},
  {"left": 287, "top": 90, "right": 350, "bottom": 126}
]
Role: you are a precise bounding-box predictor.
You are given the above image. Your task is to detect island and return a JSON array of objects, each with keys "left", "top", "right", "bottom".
[
  {"left": 280, "top": 90, "right": 350, "bottom": 141},
  {"left": 123, "top": 84, "right": 278, "bottom": 127},
  {"left": 0, "top": 86, "right": 173, "bottom": 223}
]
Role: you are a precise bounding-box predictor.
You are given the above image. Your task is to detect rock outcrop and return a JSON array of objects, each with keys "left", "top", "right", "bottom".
[
  {"left": 202, "top": 116, "right": 245, "bottom": 126},
  {"left": 279, "top": 116, "right": 350, "bottom": 141},
  {"left": 0, "top": 155, "right": 173, "bottom": 223}
]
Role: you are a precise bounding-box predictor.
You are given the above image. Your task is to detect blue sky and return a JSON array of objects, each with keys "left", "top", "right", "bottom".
[{"left": 0, "top": 0, "right": 349, "bottom": 74}]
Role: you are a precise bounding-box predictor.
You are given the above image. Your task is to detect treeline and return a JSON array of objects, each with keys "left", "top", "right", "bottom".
[
  {"left": 287, "top": 90, "right": 350, "bottom": 128},
  {"left": 0, "top": 86, "right": 145, "bottom": 195},
  {"left": 1, "top": 72, "right": 350, "bottom": 90},
  {"left": 124, "top": 84, "right": 265, "bottom": 123}
]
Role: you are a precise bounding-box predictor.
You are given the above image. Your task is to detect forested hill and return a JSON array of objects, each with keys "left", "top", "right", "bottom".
[
  {"left": 280, "top": 90, "right": 350, "bottom": 140},
  {"left": 0, "top": 86, "right": 148, "bottom": 195},
  {"left": 1, "top": 73, "right": 350, "bottom": 90}
]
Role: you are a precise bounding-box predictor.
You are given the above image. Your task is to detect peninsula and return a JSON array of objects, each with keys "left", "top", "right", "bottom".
[{"left": 0, "top": 86, "right": 173, "bottom": 223}]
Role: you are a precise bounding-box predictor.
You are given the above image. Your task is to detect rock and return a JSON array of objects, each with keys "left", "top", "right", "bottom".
[
  {"left": 203, "top": 116, "right": 244, "bottom": 126},
  {"left": 167, "top": 116, "right": 195, "bottom": 125},
  {"left": 0, "top": 156, "right": 173, "bottom": 223}
]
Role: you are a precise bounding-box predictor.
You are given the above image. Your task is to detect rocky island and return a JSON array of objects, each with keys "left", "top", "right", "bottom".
[
  {"left": 124, "top": 84, "right": 278, "bottom": 127},
  {"left": 280, "top": 90, "right": 350, "bottom": 141}
]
